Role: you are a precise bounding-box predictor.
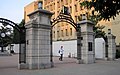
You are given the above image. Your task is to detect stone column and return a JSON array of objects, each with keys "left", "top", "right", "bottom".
[
  {"left": 76, "top": 25, "right": 82, "bottom": 64},
  {"left": 19, "top": 9, "right": 53, "bottom": 69},
  {"left": 78, "top": 20, "right": 95, "bottom": 64},
  {"left": 107, "top": 29, "right": 116, "bottom": 60}
]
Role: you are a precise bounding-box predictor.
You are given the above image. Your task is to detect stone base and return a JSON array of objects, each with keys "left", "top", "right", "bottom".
[
  {"left": 0, "top": 52, "right": 11, "bottom": 56},
  {"left": 82, "top": 54, "right": 95, "bottom": 64},
  {"left": 104, "top": 57, "right": 108, "bottom": 61},
  {"left": 29, "top": 63, "right": 52, "bottom": 69},
  {"left": 51, "top": 62, "right": 54, "bottom": 67},
  {"left": 82, "top": 60, "right": 95, "bottom": 64},
  {"left": 18, "top": 63, "right": 28, "bottom": 69},
  {"left": 76, "top": 59, "right": 95, "bottom": 64},
  {"left": 19, "top": 62, "right": 53, "bottom": 70},
  {"left": 82, "top": 57, "right": 95, "bottom": 64},
  {"left": 76, "top": 59, "right": 83, "bottom": 64},
  {"left": 107, "top": 58, "right": 115, "bottom": 61}
]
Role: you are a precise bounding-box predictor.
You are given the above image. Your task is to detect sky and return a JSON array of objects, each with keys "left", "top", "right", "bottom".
[{"left": 0, "top": 0, "right": 35, "bottom": 23}]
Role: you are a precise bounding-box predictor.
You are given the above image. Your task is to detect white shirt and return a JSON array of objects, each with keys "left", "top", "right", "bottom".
[{"left": 59, "top": 48, "right": 64, "bottom": 54}]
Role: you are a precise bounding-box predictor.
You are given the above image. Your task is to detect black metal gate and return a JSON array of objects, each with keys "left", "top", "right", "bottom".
[
  {"left": 0, "top": 18, "right": 26, "bottom": 63},
  {"left": 51, "top": 6, "right": 81, "bottom": 62}
]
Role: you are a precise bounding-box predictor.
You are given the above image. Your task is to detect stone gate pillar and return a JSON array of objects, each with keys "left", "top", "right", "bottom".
[
  {"left": 78, "top": 20, "right": 95, "bottom": 64},
  {"left": 20, "top": 9, "right": 53, "bottom": 69},
  {"left": 107, "top": 29, "right": 116, "bottom": 60}
]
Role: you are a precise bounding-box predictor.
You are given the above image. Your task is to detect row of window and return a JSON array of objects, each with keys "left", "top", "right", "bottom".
[
  {"left": 44, "top": 0, "right": 81, "bottom": 13},
  {"left": 53, "top": 28, "right": 73, "bottom": 38},
  {"left": 44, "top": 0, "right": 75, "bottom": 5},
  {"left": 44, "top": 3, "right": 55, "bottom": 11},
  {"left": 44, "top": 0, "right": 53, "bottom": 4}
]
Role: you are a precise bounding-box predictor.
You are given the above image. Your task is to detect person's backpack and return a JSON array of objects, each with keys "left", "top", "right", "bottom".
[{"left": 58, "top": 50, "right": 60, "bottom": 53}]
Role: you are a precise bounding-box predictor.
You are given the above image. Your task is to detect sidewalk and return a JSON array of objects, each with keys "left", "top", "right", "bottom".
[{"left": 0, "top": 54, "right": 120, "bottom": 75}]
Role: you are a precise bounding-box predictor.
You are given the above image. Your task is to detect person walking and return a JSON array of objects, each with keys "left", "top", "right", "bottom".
[{"left": 59, "top": 46, "right": 64, "bottom": 61}]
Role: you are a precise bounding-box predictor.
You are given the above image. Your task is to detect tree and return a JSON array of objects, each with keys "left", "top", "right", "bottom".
[
  {"left": 93, "top": 24, "right": 106, "bottom": 38},
  {"left": 13, "top": 19, "right": 25, "bottom": 44},
  {"left": 0, "top": 26, "right": 13, "bottom": 47},
  {"left": 79, "top": 1, "right": 106, "bottom": 38},
  {"left": 13, "top": 28, "right": 19, "bottom": 43},
  {"left": 19, "top": 19, "right": 25, "bottom": 27},
  {"left": 80, "top": 0, "right": 120, "bottom": 21},
  {"left": 80, "top": 0, "right": 120, "bottom": 39}
]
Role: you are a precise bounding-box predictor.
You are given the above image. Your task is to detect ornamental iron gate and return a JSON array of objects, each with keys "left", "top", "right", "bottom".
[
  {"left": 51, "top": 6, "right": 81, "bottom": 62},
  {"left": 0, "top": 18, "right": 26, "bottom": 63}
]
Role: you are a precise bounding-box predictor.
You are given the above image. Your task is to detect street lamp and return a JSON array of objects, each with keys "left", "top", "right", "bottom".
[{"left": 1, "top": 32, "right": 5, "bottom": 52}]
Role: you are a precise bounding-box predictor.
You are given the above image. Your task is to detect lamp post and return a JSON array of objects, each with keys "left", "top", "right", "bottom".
[{"left": 1, "top": 33, "right": 5, "bottom": 52}]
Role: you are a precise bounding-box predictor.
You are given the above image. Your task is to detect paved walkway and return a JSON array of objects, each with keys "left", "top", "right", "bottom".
[{"left": 0, "top": 54, "right": 120, "bottom": 75}]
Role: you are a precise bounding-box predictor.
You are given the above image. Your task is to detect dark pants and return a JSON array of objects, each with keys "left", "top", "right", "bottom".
[{"left": 59, "top": 54, "right": 63, "bottom": 61}]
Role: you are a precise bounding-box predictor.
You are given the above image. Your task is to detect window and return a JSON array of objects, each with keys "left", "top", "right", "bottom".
[
  {"left": 57, "top": 2, "right": 60, "bottom": 8},
  {"left": 57, "top": 11, "right": 59, "bottom": 15},
  {"left": 50, "top": 5, "right": 52, "bottom": 10},
  {"left": 70, "top": 0, "right": 72, "bottom": 3},
  {"left": 47, "top": 6, "right": 49, "bottom": 10},
  {"left": 75, "top": 16, "right": 77, "bottom": 22},
  {"left": 61, "top": 30, "right": 64, "bottom": 37},
  {"left": 54, "top": 31, "right": 55, "bottom": 38},
  {"left": 88, "top": 42, "right": 92, "bottom": 51},
  {"left": 57, "top": 31, "right": 60, "bottom": 38},
  {"left": 44, "top": 0, "right": 47, "bottom": 5},
  {"left": 70, "top": 6, "right": 72, "bottom": 13},
  {"left": 58, "top": 26, "right": 60, "bottom": 30},
  {"left": 53, "top": 3, "right": 55, "bottom": 10},
  {"left": 24, "top": 11, "right": 26, "bottom": 20},
  {"left": 75, "top": 5, "right": 77, "bottom": 12},
  {"left": 65, "top": 29, "right": 68, "bottom": 36},
  {"left": 70, "top": 28, "right": 72, "bottom": 36},
  {"left": 61, "top": 0, "right": 64, "bottom": 6},
  {"left": 66, "top": 0, "right": 68, "bottom": 5}
]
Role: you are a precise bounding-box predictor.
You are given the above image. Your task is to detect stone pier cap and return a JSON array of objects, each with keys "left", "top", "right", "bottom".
[
  {"left": 77, "top": 20, "right": 95, "bottom": 25},
  {"left": 28, "top": 9, "right": 54, "bottom": 17}
]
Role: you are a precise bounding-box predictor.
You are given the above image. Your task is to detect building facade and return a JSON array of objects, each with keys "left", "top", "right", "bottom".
[
  {"left": 98, "top": 15, "right": 120, "bottom": 45},
  {"left": 43, "top": 0, "right": 87, "bottom": 41},
  {"left": 110, "top": 15, "right": 120, "bottom": 45},
  {"left": 24, "top": 0, "right": 120, "bottom": 45},
  {"left": 24, "top": 0, "right": 42, "bottom": 23},
  {"left": 24, "top": 0, "right": 87, "bottom": 42}
]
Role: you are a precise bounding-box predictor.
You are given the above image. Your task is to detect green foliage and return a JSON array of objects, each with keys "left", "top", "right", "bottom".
[
  {"left": 13, "top": 19, "right": 25, "bottom": 44},
  {"left": 13, "top": 28, "right": 20, "bottom": 44},
  {"left": 0, "top": 19, "right": 25, "bottom": 45},
  {"left": 80, "top": 1, "right": 106, "bottom": 38},
  {"left": 80, "top": 1, "right": 92, "bottom": 9},
  {"left": 0, "top": 36, "right": 12, "bottom": 47},
  {"left": 92, "top": 0, "right": 120, "bottom": 20},
  {"left": 0, "top": 26, "right": 13, "bottom": 47},
  {"left": 93, "top": 25, "right": 106, "bottom": 38},
  {"left": 80, "top": 0, "right": 120, "bottom": 21},
  {"left": 19, "top": 19, "right": 25, "bottom": 27}
]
